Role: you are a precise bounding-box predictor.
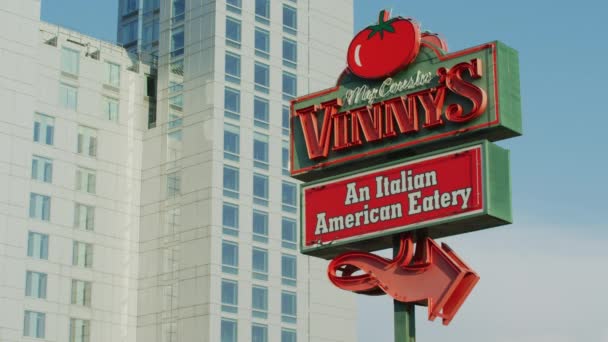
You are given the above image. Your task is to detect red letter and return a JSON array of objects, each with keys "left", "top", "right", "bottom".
[
  {"left": 332, "top": 111, "right": 350, "bottom": 151},
  {"left": 350, "top": 104, "right": 383, "bottom": 146},
  {"left": 384, "top": 96, "right": 419, "bottom": 137},
  {"left": 417, "top": 87, "right": 447, "bottom": 129},
  {"left": 445, "top": 58, "right": 487, "bottom": 123},
  {"left": 296, "top": 99, "right": 342, "bottom": 160}
]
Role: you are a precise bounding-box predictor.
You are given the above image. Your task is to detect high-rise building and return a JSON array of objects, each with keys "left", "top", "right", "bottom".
[{"left": 0, "top": 0, "right": 356, "bottom": 341}]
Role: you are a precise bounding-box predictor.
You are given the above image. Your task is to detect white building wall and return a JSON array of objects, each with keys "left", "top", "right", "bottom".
[
  {"left": 0, "top": 1, "right": 148, "bottom": 341},
  {"left": 0, "top": 0, "right": 357, "bottom": 341}
]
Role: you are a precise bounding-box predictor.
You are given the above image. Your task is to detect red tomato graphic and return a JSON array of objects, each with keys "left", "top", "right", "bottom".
[{"left": 347, "top": 10, "right": 421, "bottom": 79}]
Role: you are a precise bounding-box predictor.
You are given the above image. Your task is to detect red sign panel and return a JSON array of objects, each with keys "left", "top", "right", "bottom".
[{"left": 302, "top": 145, "right": 483, "bottom": 251}]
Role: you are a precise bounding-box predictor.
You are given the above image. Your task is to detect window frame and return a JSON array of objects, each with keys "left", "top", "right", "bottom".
[
  {"left": 254, "top": 62, "right": 270, "bottom": 93},
  {"left": 225, "top": 52, "right": 241, "bottom": 84},
  {"left": 226, "top": 17, "right": 242, "bottom": 48},
  {"left": 61, "top": 47, "right": 80, "bottom": 76},
  {"left": 223, "top": 123, "right": 240, "bottom": 161},
  {"left": 252, "top": 173, "right": 269, "bottom": 207},
  {"left": 222, "top": 202, "right": 239, "bottom": 236},
  {"left": 223, "top": 165, "right": 240, "bottom": 199},
  {"left": 25, "top": 271, "right": 47, "bottom": 299},
  {"left": 27, "top": 232, "right": 49, "bottom": 260},
  {"left": 222, "top": 240, "right": 239, "bottom": 274},
  {"left": 33, "top": 113, "right": 55, "bottom": 145},
  {"left": 252, "top": 247, "right": 268, "bottom": 280},
  {"left": 221, "top": 279, "right": 239, "bottom": 313},
  {"left": 59, "top": 83, "right": 78, "bottom": 110},
  {"left": 29, "top": 193, "right": 51, "bottom": 221},
  {"left": 72, "top": 241, "right": 93, "bottom": 268},
  {"left": 282, "top": 181, "right": 297, "bottom": 213},
  {"left": 254, "top": 27, "right": 270, "bottom": 59}
]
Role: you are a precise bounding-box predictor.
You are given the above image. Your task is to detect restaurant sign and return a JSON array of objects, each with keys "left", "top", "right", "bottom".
[{"left": 290, "top": 26, "right": 521, "bottom": 181}]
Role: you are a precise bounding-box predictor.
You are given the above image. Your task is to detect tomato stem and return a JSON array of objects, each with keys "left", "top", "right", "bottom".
[{"left": 367, "top": 9, "right": 397, "bottom": 40}]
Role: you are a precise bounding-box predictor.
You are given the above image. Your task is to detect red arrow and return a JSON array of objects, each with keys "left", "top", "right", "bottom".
[{"left": 327, "top": 235, "right": 479, "bottom": 325}]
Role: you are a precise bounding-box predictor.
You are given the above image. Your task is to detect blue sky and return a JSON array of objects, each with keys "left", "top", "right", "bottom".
[{"left": 41, "top": 0, "right": 608, "bottom": 341}]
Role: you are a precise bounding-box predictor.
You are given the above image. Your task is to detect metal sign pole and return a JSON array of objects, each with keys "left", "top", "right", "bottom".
[
  {"left": 393, "top": 235, "right": 415, "bottom": 342},
  {"left": 394, "top": 301, "right": 416, "bottom": 342}
]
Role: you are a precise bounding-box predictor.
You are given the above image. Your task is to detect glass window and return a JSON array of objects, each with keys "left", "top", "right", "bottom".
[
  {"left": 283, "top": 5, "right": 297, "bottom": 34},
  {"left": 121, "top": 20, "right": 138, "bottom": 43},
  {"left": 76, "top": 167, "right": 96, "bottom": 194},
  {"left": 253, "top": 97, "right": 269, "bottom": 128},
  {"left": 103, "top": 97, "right": 119, "bottom": 121},
  {"left": 169, "top": 94, "right": 183, "bottom": 110},
  {"left": 172, "top": 0, "right": 185, "bottom": 22},
  {"left": 23, "top": 311, "right": 45, "bottom": 338},
  {"left": 224, "top": 123, "right": 240, "bottom": 160},
  {"left": 252, "top": 286, "right": 268, "bottom": 318},
  {"left": 252, "top": 210, "right": 268, "bottom": 243},
  {"left": 144, "top": 0, "right": 160, "bottom": 12},
  {"left": 168, "top": 112, "right": 183, "bottom": 128},
  {"left": 33, "top": 113, "right": 54, "bottom": 145},
  {"left": 283, "top": 38, "right": 297, "bottom": 67},
  {"left": 27, "top": 232, "right": 49, "bottom": 260},
  {"left": 254, "top": 28, "right": 270, "bottom": 58},
  {"left": 282, "top": 105, "right": 290, "bottom": 136},
  {"left": 221, "top": 279, "right": 238, "bottom": 313},
  {"left": 29, "top": 193, "right": 50, "bottom": 221},
  {"left": 224, "top": 87, "right": 240, "bottom": 119},
  {"left": 255, "top": 0, "right": 270, "bottom": 23},
  {"left": 123, "top": 0, "right": 138, "bottom": 14},
  {"left": 253, "top": 173, "right": 268, "bottom": 207},
  {"left": 69, "top": 318, "right": 90, "bottom": 342},
  {"left": 282, "top": 254, "right": 297, "bottom": 286},
  {"left": 253, "top": 132, "right": 269, "bottom": 169},
  {"left": 222, "top": 203, "right": 239, "bottom": 236},
  {"left": 282, "top": 217, "right": 297, "bottom": 249},
  {"left": 222, "top": 240, "right": 238, "bottom": 274},
  {"left": 221, "top": 318, "right": 237, "bottom": 342},
  {"left": 31, "top": 156, "right": 52, "bottom": 183},
  {"left": 59, "top": 83, "right": 78, "bottom": 110},
  {"left": 71, "top": 279, "right": 92, "bottom": 306},
  {"left": 252, "top": 324, "right": 268, "bottom": 342},
  {"left": 25, "top": 271, "right": 47, "bottom": 299},
  {"left": 223, "top": 165, "right": 239, "bottom": 199},
  {"left": 167, "top": 171, "right": 181, "bottom": 198},
  {"left": 105, "top": 62, "right": 121, "bottom": 87},
  {"left": 226, "top": 17, "right": 241, "bottom": 47},
  {"left": 254, "top": 62, "right": 269, "bottom": 93},
  {"left": 73, "top": 241, "right": 93, "bottom": 268},
  {"left": 170, "top": 59, "right": 184, "bottom": 76},
  {"left": 281, "top": 291, "right": 297, "bottom": 323},
  {"left": 252, "top": 247, "right": 268, "bottom": 280},
  {"left": 283, "top": 72, "right": 297, "bottom": 100},
  {"left": 282, "top": 329, "right": 297, "bottom": 342},
  {"left": 77, "top": 126, "right": 97, "bottom": 157},
  {"left": 282, "top": 181, "right": 297, "bottom": 212},
  {"left": 61, "top": 47, "right": 80, "bottom": 75},
  {"left": 282, "top": 141, "right": 289, "bottom": 176},
  {"left": 167, "top": 130, "right": 183, "bottom": 164},
  {"left": 74, "top": 203, "right": 95, "bottom": 230},
  {"left": 226, "top": 0, "right": 241, "bottom": 13},
  {"left": 171, "top": 26, "right": 185, "bottom": 57},
  {"left": 225, "top": 52, "right": 240, "bottom": 84},
  {"left": 169, "top": 81, "right": 183, "bottom": 94}
]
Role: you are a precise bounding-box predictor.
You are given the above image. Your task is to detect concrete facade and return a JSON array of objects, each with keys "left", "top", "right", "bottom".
[{"left": 0, "top": 0, "right": 356, "bottom": 341}]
